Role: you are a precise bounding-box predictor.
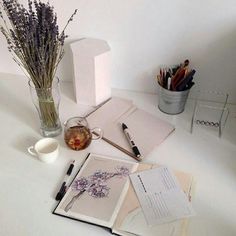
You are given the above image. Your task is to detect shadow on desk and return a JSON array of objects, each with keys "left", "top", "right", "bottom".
[
  {"left": 12, "top": 134, "right": 39, "bottom": 157},
  {"left": 0, "top": 80, "right": 38, "bottom": 132},
  {"left": 189, "top": 194, "right": 236, "bottom": 236}
]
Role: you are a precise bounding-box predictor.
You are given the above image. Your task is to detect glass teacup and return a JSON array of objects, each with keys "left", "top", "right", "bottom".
[{"left": 64, "top": 117, "right": 102, "bottom": 151}]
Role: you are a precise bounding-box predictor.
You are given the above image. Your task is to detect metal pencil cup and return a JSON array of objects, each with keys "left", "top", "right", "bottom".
[{"left": 157, "top": 83, "right": 190, "bottom": 115}]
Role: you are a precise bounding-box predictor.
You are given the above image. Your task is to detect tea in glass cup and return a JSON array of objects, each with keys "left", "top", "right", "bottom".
[{"left": 64, "top": 117, "right": 102, "bottom": 151}]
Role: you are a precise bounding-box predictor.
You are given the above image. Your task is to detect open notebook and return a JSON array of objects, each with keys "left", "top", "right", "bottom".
[
  {"left": 86, "top": 97, "right": 175, "bottom": 159},
  {"left": 53, "top": 153, "right": 194, "bottom": 236}
]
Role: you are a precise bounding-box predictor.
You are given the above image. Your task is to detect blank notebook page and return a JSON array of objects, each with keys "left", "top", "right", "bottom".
[{"left": 87, "top": 97, "right": 174, "bottom": 158}]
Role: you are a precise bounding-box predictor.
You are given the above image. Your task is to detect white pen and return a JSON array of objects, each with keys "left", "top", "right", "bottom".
[
  {"left": 122, "top": 123, "right": 142, "bottom": 160},
  {"left": 167, "top": 76, "right": 172, "bottom": 90}
]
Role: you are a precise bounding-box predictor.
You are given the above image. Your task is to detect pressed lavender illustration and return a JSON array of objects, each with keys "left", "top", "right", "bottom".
[{"left": 64, "top": 166, "right": 130, "bottom": 212}]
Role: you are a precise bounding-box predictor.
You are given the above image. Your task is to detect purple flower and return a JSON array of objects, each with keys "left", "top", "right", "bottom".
[
  {"left": 87, "top": 184, "right": 110, "bottom": 198},
  {"left": 115, "top": 166, "right": 130, "bottom": 177},
  {"left": 88, "top": 170, "right": 113, "bottom": 184},
  {"left": 72, "top": 177, "right": 90, "bottom": 192},
  {"left": 72, "top": 166, "right": 130, "bottom": 199},
  {"left": 0, "top": 0, "right": 77, "bottom": 89}
]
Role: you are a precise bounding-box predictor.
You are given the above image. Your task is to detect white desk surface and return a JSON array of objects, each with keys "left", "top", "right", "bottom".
[{"left": 0, "top": 75, "right": 236, "bottom": 236}]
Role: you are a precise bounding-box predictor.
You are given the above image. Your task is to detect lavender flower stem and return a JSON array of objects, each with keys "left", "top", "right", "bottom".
[{"left": 64, "top": 190, "right": 85, "bottom": 212}]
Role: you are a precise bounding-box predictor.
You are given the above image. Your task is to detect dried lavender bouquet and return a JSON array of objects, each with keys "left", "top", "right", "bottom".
[{"left": 0, "top": 0, "right": 77, "bottom": 136}]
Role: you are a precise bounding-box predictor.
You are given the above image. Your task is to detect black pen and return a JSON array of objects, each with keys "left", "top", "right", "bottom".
[
  {"left": 55, "top": 160, "right": 75, "bottom": 201},
  {"left": 122, "top": 123, "right": 142, "bottom": 160}
]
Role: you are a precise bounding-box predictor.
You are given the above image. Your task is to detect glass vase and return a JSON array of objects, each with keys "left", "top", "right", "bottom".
[{"left": 29, "top": 77, "right": 62, "bottom": 137}]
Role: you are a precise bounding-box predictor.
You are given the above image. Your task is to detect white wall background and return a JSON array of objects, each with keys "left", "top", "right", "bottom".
[{"left": 0, "top": 0, "right": 236, "bottom": 103}]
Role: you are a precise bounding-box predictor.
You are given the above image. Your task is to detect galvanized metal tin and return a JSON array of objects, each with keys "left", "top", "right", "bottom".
[{"left": 157, "top": 83, "right": 190, "bottom": 115}]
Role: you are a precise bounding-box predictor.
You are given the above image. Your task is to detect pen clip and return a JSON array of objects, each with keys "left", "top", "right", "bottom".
[{"left": 67, "top": 160, "right": 75, "bottom": 175}]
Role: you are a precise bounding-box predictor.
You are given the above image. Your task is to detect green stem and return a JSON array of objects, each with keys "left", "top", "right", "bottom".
[{"left": 37, "top": 91, "right": 59, "bottom": 129}]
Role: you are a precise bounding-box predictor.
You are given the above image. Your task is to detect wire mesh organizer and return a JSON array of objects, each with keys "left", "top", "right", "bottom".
[{"left": 190, "top": 90, "right": 229, "bottom": 137}]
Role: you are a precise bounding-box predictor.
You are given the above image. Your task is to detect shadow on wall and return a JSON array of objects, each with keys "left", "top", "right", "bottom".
[
  {"left": 181, "top": 29, "right": 236, "bottom": 104},
  {"left": 135, "top": 28, "right": 236, "bottom": 104},
  {"left": 56, "top": 38, "right": 85, "bottom": 102},
  {"left": 57, "top": 29, "right": 236, "bottom": 104},
  {"left": 0, "top": 79, "right": 38, "bottom": 133},
  {"left": 57, "top": 38, "right": 85, "bottom": 82},
  {"left": 193, "top": 29, "right": 236, "bottom": 103}
]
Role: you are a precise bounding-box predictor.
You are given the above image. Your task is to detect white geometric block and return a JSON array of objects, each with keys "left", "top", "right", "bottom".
[{"left": 70, "top": 38, "right": 112, "bottom": 106}]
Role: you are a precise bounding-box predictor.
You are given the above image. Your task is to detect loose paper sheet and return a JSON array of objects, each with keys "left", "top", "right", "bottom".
[{"left": 130, "top": 166, "right": 195, "bottom": 226}]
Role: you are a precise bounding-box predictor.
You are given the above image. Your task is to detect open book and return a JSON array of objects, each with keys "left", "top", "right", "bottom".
[
  {"left": 86, "top": 97, "right": 175, "bottom": 160},
  {"left": 53, "top": 153, "right": 193, "bottom": 236}
]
